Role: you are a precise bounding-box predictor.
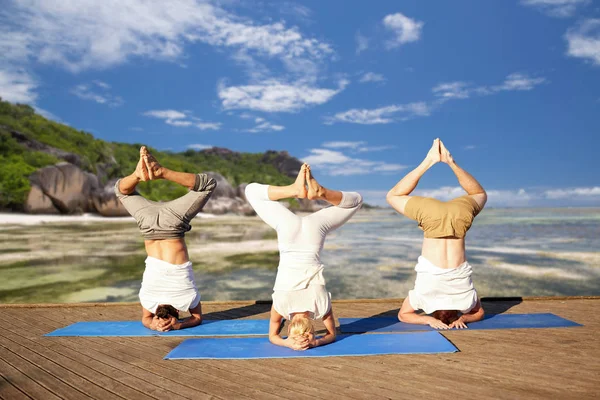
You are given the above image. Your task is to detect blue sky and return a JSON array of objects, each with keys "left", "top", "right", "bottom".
[{"left": 1, "top": 0, "right": 599, "bottom": 207}]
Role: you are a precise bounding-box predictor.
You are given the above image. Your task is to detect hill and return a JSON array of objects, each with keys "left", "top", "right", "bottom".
[{"left": 0, "top": 98, "right": 299, "bottom": 213}]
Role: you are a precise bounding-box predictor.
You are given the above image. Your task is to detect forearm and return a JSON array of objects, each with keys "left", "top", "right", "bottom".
[
  {"left": 162, "top": 169, "right": 198, "bottom": 190},
  {"left": 388, "top": 158, "right": 435, "bottom": 197},
  {"left": 460, "top": 309, "right": 485, "bottom": 323},
  {"left": 314, "top": 332, "right": 336, "bottom": 347},
  {"left": 142, "top": 316, "right": 153, "bottom": 329},
  {"left": 269, "top": 334, "right": 290, "bottom": 348},
  {"left": 399, "top": 312, "right": 434, "bottom": 326},
  {"left": 119, "top": 174, "right": 141, "bottom": 195},
  {"left": 176, "top": 315, "right": 202, "bottom": 330},
  {"left": 448, "top": 162, "right": 485, "bottom": 195}
]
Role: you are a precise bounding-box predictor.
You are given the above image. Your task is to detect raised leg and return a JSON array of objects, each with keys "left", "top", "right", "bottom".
[
  {"left": 245, "top": 183, "right": 299, "bottom": 231},
  {"left": 164, "top": 174, "right": 217, "bottom": 222},
  {"left": 303, "top": 166, "right": 363, "bottom": 235}
]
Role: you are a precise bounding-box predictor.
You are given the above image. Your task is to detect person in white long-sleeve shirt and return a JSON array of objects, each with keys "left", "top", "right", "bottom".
[{"left": 245, "top": 164, "right": 363, "bottom": 351}]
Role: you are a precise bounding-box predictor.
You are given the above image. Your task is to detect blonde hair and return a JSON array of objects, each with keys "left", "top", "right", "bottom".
[{"left": 288, "top": 315, "right": 314, "bottom": 337}]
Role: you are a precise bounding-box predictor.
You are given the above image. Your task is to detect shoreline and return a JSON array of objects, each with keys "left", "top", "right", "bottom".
[{"left": 0, "top": 212, "right": 223, "bottom": 225}]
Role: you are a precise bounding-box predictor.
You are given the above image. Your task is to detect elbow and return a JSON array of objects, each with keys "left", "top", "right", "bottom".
[
  {"left": 386, "top": 191, "right": 395, "bottom": 205},
  {"left": 397, "top": 311, "right": 406, "bottom": 323}
]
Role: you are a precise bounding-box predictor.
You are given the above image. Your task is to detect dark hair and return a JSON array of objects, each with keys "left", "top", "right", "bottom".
[
  {"left": 155, "top": 304, "right": 179, "bottom": 319},
  {"left": 432, "top": 310, "right": 459, "bottom": 325}
]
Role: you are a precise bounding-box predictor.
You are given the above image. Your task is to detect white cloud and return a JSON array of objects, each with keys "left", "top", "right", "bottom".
[
  {"left": 322, "top": 141, "right": 366, "bottom": 149},
  {"left": 493, "top": 73, "right": 546, "bottom": 91},
  {"left": 565, "top": 19, "right": 600, "bottom": 66},
  {"left": 0, "top": 0, "right": 333, "bottom": 73},
  {"left": 34, "top": 106, "right": 62, "bottom": 122},
  {"left": 356, "top": 145, "right": 395, "bottom": 152},
  {"left": 188, "top": 144, "right": 213, "bottom": 150},
  {"left": 359, "top": 72, "right": 386, "bottom": 83},
  {"left": 302, "top": 148, "right": 407, "bottom": 176},
  {"left": 0, "top": 69, "right": 37, "bottom": 103},
  {"left": 143, "top": 109, "right": 220, "bottom": 130},
  {"left": 70, "top": 82, "right": 124, "bottom": 107},
  {"left": 383, "top": 13, "right": 424, "bottom": 49},
  {"left": 93, "top": 80, "right": 110, "bottom": 89},
  {"left": 463, "top": 145, "right": 476, "bottom": 150},
  {"left": 195, "top": 122, "right": 222, "bottom": 131},
  {"left": 0, "top": 0, "right": 336, "bottom": 104},
  {"left": 218, "top": 79, "right": 347, "bottom": 112},
  {"left": 245, "top": 117, "right": 284, "bottom": 132},
  {"left": 521, "top": 0, "right": 589, "bottom": 18},
  {"left": 322, "top": 141, "right": 394, "bottom": 153},
  {"left": 432, "top": 81, "right": 471, "bottom": 99},
  {"left": 433, "top": 73, "right": 546, "bottom": 105},
  {"left": 143, "top": 110, "right": 187, "bottom": 120},
  {"left": 544, "top": 187, "right": 600, "bottom": 199},
  {"left": 325, "top": 102, "right": 430, "bottom": 125},
  {"left": 355, "top": 32, "right": 369, "bottom": 54}
]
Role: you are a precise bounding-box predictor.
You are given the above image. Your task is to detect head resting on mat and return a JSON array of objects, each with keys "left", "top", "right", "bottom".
[
  {"left": 431, "top": 310, "right": 459, "bottom": 325},
  {"left": 155, "top": 304, "right": 179, "bottom": 320},
  {"left": 288, "top": 313, "right": 315, "bottom": 341}
]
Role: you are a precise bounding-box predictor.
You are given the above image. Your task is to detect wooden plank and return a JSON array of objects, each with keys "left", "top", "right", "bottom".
[
  {"left": 0, "top": 373, "right": 31, "bottom": 400},
  {"left": 0, "top": 320, "right": 152, "bottom": 400},
  {"left": 0, "top": 299, "right": 598, "bottom": 400},
  {"left": 0, "top": 356, "right": 57, "bottom": 400},
  {"left": 0, "top": 343, "right": 87, "bottom": 400},
  {"left": 40, "top": 308, "right": 286, "bottom": 400},
  {"left": 5, "top": 313, "right": 211, "bottom": 400}
]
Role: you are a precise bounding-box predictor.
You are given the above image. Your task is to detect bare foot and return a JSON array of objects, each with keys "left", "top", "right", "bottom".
[
  {"left": 426, "top": 138, "right": 441, "bottom": 164},
  {"left": 140, "top": 146, "right": 165, "bottom": 180},
  {"left": 134, "top": 154, "right": 149, "bottom": 182},
  {"left": 306, "top": 165, "right": 325, "bottom": 200},
  {"left": 294, "top": 164, "right": 308, "bottom": 198},
  {"left": 439, "top": 140, "right": 454, "bottom": 164}
]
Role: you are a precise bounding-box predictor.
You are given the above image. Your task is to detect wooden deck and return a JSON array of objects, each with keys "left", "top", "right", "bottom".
[{"left": 0, "top": 298, "right": 598, "bottom": 400}]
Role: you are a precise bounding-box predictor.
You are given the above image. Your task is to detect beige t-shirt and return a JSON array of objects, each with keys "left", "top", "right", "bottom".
[{"left": 404, "top": 195, "right": 482, "bottom": 238}]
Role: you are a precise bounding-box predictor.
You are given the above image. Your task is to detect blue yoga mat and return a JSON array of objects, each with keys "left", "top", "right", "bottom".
[
  {"left": 164, "top": 331, "right": 458, "bottom": 359},
  {"left": 45, "top": 320, "right": 270, "bottom": 337},
  {"left": 339, "top": 313, "right": 582, "bottom": 334}
]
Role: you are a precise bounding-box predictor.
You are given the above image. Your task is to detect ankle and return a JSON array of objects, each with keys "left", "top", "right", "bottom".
[{"left": 317, "top": 186, "right": 327, "bottom": 199}]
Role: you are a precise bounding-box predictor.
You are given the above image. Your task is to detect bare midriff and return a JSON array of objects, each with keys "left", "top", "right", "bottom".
[
  {"left": 421, "top": 236, "right": 466, "bottom": 269},
  {"left": 144, "top": 238, "right": 189, "bottom": 265}
]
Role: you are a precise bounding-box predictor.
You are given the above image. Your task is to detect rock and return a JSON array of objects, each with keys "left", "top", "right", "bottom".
[
  {"left": 24, "top": 185, "right": 60, "bottom": 214},
  {"left": 29, "top": 162, "right": 100, "bottom": 214},
  {"left": 202, "top": 196, "right": 256, "bottom": 216},
  {"left": 261, "top": 150, "right": 303, "bottom": 178},
  {"left": 205, "top": 172, "right": 237, "bottom": 199},
  {"left": 7, "top": 128, "right": 84, "bottom": 168},
  {"left": 91, "top": 178, "right": 129, "bottom": 217},
  {"left": 236, "top": 183, "right": 248, "bottom": 202}
]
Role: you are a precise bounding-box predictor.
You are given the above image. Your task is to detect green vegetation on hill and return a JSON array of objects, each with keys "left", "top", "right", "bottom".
[{"left": 0, "top": 98, "right": 293, "bottom": 211}]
